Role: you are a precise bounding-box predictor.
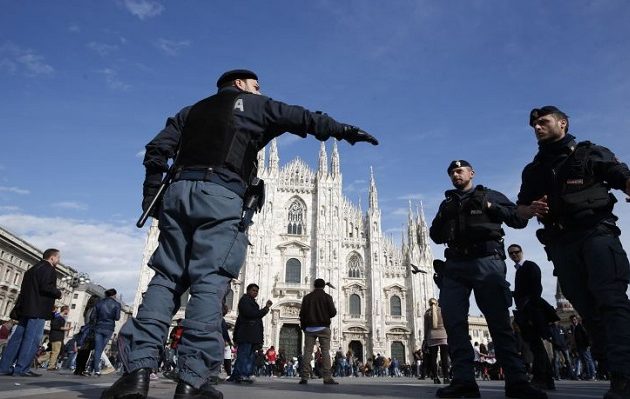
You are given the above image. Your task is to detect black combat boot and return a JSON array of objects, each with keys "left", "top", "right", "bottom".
[
  {"left": 505, "top": 380, "right": 548, "bottom": 399},
  {"left": 436, "top": 379, "right": 480, "bottom": 398},
  {"left": 173, "top": 380, "right": 223, "bottom": 399},
  {"left": 100, "top": 368, "right": 150, "bottom": 399},
  {"left": 604, "top": 374, "right": 630, "bottom": 399}
]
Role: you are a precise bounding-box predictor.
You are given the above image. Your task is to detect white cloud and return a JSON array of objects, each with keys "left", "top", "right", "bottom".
[
  {"left": 99, "top": 68, "right": 131, "bottom": 91},
  {"left": 87, "top": 42, "right": 119, "bottom": 57},
  {"left": 389, "top": 207, "right": 410, "bottom": 217},
  {"left": 122, "top": 0, "right": 164, "bottom": 20},
  {"left": 52, "top": 201, "right": 88, "bottom": 211},
  {"left": 0, "top": 41, "right": 54, "bottom": 76},
  {"left": 136, "top": 149, "right": 146, "bottom": 158},
  {"left": 155, "top": 39, "right": 190, "bottom": 56},
  {"left": 68, "top": 25, "right": 80, "bottom": 33},
  {"left": 397, "top": 193, "right": 425, "bottom": 201},
  {"left": 0, "top": 186, "right": 30, "bottom": 195},
  {"left": 276, "top": 134, "right": 302, "bottom": 148},
  {"left": 0, "top": 213, "right": 146, "bottom": 305},
  {"left": 0, "top": 206, "right": 20, "bottom": 212}
]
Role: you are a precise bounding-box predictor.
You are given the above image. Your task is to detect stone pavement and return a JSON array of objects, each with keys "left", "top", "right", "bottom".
[{"left": 0, "top": 370, "right": 610, "bottom": 399}]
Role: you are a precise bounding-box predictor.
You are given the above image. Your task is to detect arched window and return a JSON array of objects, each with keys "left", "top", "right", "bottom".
[
  {"left": 287, "top": 200, "right": 305, "bottom": 235},
  {"left": 391, "top": 341, "right": 405, "bottom": 361},
  {"left": 348, "top": 254, "right": 363, "bottom": 278},
  {"left": 390, "top": 295, "right": 402, "bottom": 316},
  {"left": 349, "top": 294, "right": 361, "bottom": 316},
  {"left": 285, "top": 258, "right": 301, "bottom": 283},
  {"left": 224, "top": 288, "right": 234, "bottom": 311}
]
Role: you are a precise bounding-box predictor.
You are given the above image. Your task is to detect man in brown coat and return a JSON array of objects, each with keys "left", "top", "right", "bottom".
[{"left": 298, "top": 278, "right": 337, "bottom": 385}]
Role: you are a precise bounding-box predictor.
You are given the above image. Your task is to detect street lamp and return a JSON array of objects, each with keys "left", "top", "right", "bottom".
[{"left": 61, "top": 272, "right": 91, "bottom": 288}]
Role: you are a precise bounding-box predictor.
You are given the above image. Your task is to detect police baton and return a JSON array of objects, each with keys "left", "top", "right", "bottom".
[
  {"left": 136, "top": 183, "right": 167, "bottom": 228},
  {"left": 136, "top": 161, "right": 179, "bottom": 228}
]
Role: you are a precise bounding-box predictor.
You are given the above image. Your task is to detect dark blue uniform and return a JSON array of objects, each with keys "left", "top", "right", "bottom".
[
  {"left": 104, "top": 73, "right": 376, "bottom": 399},
  {"left": 430, "top": 185, "right": 530, "bottom": 385},
  {"left": 517, "top": 133, "right": 630, "bottom": 379}
]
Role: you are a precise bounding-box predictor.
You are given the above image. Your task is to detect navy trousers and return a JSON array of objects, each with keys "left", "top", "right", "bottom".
[
  {"left": 439, "top": 254, "right": 527, "bottom": 384},
  {"left": 119, "top": 181, "right": 249, "bottom": 388},
  {"left": 547, "top": 225, "right": 630, "bottom": 376}
]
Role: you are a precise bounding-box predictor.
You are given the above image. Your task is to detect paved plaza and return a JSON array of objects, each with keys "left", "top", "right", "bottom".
[{"left": 0, "top": 371, "right": 610, "bottom": 399}]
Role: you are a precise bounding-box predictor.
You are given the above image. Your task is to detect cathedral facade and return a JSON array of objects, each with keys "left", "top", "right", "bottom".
[{"left": 134, "top": 139, "right": 436, "bottom": 364}]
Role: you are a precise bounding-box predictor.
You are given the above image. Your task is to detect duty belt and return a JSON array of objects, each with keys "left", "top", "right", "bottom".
[
  {"left": 173, "top": 167, "right": 216, "bottom": 181},
  {"left": 172, "top": 167, "right": 246, "bottom": 198}
]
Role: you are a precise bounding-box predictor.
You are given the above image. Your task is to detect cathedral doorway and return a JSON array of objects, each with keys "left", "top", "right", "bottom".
[
  {"left": 279, "top": 324, "right": 302, "bottom": 359},
  {"left": 391, "top": 341, "right": 405, "bottom": 362},
  {"left": 349, "top": 340, "right": 363, "bottom": 361}
]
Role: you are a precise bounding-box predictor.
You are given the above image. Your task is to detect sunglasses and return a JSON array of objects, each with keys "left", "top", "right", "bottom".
[{"left": 508, "top": 250, "right": 521, "bottom": 255}]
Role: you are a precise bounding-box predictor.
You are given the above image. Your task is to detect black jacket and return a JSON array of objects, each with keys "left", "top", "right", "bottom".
[
  {"left": 549, "top": 324, "right": 569, "bottom": 351},
  {"left": 299, "top": 288, "right": 337, "bottom": 329},
  {"left": 18, "top": 260, "right": 62, "bottom": 319},
  {"left": 143, "top": 86, "right": 352, "bottom": 191},
  {"left": 92, "top": 297, "right": 121, "bottom": 334},
  {"left": 233, "top": 294, "right": 269, "bottom": 345},
  {"left": 571, "top": 323, "right": 590, "bottom": 351},
  {"left": 430, "top": 185, "right": 526, "bottom": 258},
  {"left": 49, "top": 313, "right": 67, "bottom": 342},
  {"left": 513, "top": 260, "right": 543, "bottom": 309},
  {"left": 518, "top": 134, "right": 630, "bottom": 230}
]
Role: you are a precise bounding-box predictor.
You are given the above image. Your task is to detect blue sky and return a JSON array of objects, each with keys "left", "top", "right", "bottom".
[{"left": 1, "top": 1, "right": 630, "bottom": 308}]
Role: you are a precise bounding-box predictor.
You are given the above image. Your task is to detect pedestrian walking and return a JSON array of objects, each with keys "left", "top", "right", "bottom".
[
  {"left": 424, "top": 298, "right": 450, "bottom": 385},
  {"left": 47, "top": 305, "right": 71, "bottom": 371},
  {"left": 509, "top": 244, "right": 558, "bottom": 390},
  {"left": 298, "top": 278, "right": 338, "bottom": 385},
  {"left": 91, "top": 289, "right": 121, "bottom": 376},
  {"left": 229, "top": 283, "right": 271, "bottom": 384},
  {"left": 0, "top": 249, "right": 62, "bottom": 377}
]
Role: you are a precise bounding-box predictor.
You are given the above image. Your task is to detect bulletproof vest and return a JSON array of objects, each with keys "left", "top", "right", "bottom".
[
  {"left": 546, "top": 141, "right": 614, "bottom": 228},
  {"left": 178, "top": 90, "right": 259, "bottom": 183},
  {"left": 441, "top": 186, "right": 504, "bottom": 245}
]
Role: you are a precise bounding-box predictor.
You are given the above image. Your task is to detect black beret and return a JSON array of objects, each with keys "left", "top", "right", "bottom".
[
  {"left": 216, "top": 69, "right": 258, "bottom": 88},
  {"left": 529, "top": 105, "right": 563, "bottom": 127},
  {"left": 314, "top": 278, "right": 326, "bottom": 288},
  {"left": 447, "top": 160, "right": 472, "bottom": 175}
]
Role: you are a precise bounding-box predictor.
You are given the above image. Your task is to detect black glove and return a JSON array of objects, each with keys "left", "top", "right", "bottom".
[
  {"left": 142, "top": 183, "right": 161, "bottom": 217},
  {"left": 341, "top": 125, "right": 379, "bottom": 145}
]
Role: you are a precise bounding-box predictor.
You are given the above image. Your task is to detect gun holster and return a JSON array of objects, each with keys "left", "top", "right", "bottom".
[
  {"left": 239, "top": 178, "right": 265, "bottom": 232},
  {"left": 244, "top": 177, "right": 265, "bottom": 211},
  {"left": 433, "top": 259, "right": 446, "bottom": 288}
]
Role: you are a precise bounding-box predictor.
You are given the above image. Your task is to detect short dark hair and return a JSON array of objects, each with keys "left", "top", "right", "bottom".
[
  {"left": 42, "top": 248, "right": 59, "bottom": 260},
  {"left": 550, "top": 110, "right": 570, "bottom": 133},
  {"left": 105, "top": 288, "right": 117, "bottom": 297},
  {"left": 246, "top": 283, "right": 259, "bottom": 292},
  {"left": 530, "top": 106, "right": 570, "bottom": 132},
  {"left": 314, "top": 278, "right": 326, "bottom": 288},
  {"left": 60, "top": 305, "right": 69, "bottom": 312},
  {"left": 507, "top": 244, "right": 522, "bottom": 251}
]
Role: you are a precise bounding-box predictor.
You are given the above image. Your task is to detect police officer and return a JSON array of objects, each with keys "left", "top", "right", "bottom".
[
  {"left": 101, "top": 69, "right": 378, "bottom": 399},
  {"left": 516, "top": 105, "right": 630, "bottom": 399},
  {"left": 430, "top": 160, "right": 546, "bottom": 399}
]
